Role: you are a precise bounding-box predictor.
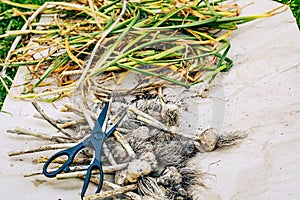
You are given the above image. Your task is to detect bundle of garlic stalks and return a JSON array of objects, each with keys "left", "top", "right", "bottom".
[
  {"left": 8, "top": 97, "right": 248, "bottom": 200},
  {"left": 0, "top": 0, "right": 286, "bottom": 100},
  {"left": 2, "top": 0, "right": 286, "bottom": 199}
]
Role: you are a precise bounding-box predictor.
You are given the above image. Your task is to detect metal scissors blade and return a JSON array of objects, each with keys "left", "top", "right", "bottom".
[
  {"left": 92, "top": 100, "right": 110, "bottom": 133},
  {"left": 92, "top": 100, "right": 127, "bottom": 139}
]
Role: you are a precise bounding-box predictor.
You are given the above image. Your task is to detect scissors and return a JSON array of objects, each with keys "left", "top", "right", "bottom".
[{"left": 43, "top": 101, "right": 126, "bottom": 199}]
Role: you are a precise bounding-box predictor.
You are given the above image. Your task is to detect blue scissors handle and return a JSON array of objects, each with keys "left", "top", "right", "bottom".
[
  {"left": 81, "top": 158, "right": 103, "bottom": 199},
  {"left": 43, "top": 139, "right": 88, "bottom": 178}
]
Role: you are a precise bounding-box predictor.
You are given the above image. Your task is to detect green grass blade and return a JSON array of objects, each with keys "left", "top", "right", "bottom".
[
  {"left": 138, "top": 16, "right": 217, "bottom": 30},
  {"left": 28, "top": 55, "right": 70, "bottom": 92},
  {"left": 145, "top": 41, "right": 229, "bottom": 64},
  {"left": 206, "top": 42, "right": 231, "bottom": 83},
  {"left": 116, "top": 63, "right": 190, "bottom": 88},
  {"left": 91, "top": 9, "right": 141, "bottom": 76},
  {"left": 90, "top": 35, "right": 197, "bottom": 77},
  {"left": 120, "top": 5, "right": 188, "bottom": 54},
  {"left": 0, "top": 0, "right": 40, "bottom": 10},
  {"left": 98, "top": 0, "right": 119, "bottom": 12}
]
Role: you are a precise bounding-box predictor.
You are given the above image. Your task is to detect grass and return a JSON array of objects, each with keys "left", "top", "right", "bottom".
[
  {"left": 0, "top": 0, "right": 299, "bottom": 110},
  {"left": 274, "top": 0, "right": 300, "bottom": 28},
  {"left": 0, "top": 0, "right": 23, "bottom": 109},
  {"left": 0, "top": 0, "right": 57, "bottom": 109}
]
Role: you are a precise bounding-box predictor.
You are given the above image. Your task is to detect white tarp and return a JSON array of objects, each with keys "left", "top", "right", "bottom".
[{"left": 0, "top": 0, "right": 299, "bottom": 199}]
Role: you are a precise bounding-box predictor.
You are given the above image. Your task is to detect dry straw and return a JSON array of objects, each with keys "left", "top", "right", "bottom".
[{"left": 0, "top": 0, "right": 287, "bottom": 101}]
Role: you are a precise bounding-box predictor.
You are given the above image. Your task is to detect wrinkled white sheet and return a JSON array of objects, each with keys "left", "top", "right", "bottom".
[
  {"left": 1, "top": 0, "right": 299, "bottom": 199},
  {"left": 189, "top": 1, "right": 300, "bottom": 199}
]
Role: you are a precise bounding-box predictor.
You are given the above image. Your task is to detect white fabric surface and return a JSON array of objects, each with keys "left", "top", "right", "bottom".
[{"left": 0, "top": 0, "right": 299, "bottom": 199}]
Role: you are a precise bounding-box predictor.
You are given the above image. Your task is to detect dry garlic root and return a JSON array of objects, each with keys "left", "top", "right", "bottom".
[{"left": 162, "top": 103, "right": 179, "bottom": 126}]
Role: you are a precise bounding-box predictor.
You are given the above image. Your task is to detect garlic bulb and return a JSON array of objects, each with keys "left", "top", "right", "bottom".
[
  {"left": 126, "top": 159, "right": 152, "bottom": 183},
  {"left": 196, "top": 128, "right": 218, "bottom": 152}
]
